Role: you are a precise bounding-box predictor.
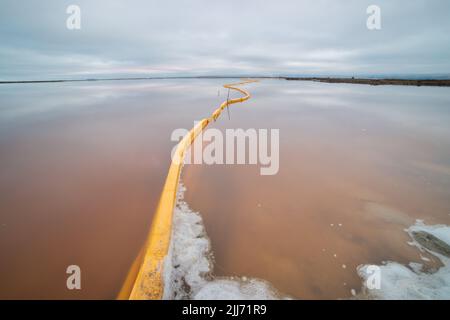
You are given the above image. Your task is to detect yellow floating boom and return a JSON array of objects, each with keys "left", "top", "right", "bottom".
[{"left": 118, "top": 79, "right": 258, "bottom": 300}]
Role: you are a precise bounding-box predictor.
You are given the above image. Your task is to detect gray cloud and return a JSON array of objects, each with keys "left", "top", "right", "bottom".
[{"left": 1, "top": 0, "right": 449, "bottom": 80}]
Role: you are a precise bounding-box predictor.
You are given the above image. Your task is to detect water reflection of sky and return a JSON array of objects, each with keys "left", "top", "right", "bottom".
[{"left": 0, "top": 79, "right": 449, "bottom": 299}]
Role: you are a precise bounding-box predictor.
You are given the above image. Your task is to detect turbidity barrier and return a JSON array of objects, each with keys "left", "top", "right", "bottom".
[{"left": 118, "top": 79, "right": 258, "bottom": 300}]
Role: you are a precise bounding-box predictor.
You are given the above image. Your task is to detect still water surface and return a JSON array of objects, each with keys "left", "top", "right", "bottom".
[{"left": 0, "top": 79, "right": 449, "bottom": 298}]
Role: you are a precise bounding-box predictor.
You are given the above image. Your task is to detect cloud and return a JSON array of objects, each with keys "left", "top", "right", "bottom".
[{"left": 1, "top": 0, "right": 449, "bottom": 80}]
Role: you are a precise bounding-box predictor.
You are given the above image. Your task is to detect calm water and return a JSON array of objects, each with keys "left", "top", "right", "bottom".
[{"left": 1, "top": 79, "right": 449, "bottom": 299}]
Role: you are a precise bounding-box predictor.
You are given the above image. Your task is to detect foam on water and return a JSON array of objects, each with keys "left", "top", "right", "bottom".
[
  {"left": 356, "top": 220, "right": 450, "bottom": 300},
  {"left": 163, "top": 183, "right": 288, "bottom": 300}
]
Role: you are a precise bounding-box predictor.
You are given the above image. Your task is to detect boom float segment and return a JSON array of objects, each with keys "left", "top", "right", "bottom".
[{"left": 118, "top": 79, "right": 258, "bottom": 300}]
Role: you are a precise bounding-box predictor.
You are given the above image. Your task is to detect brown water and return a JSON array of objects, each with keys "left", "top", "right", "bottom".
[
  {"left": 0, "top": 79, "right": 449, "bottom": 299},
  {"left": 0, "top": 79, "right": 224, "bottom": 299},
  {"left": 182, "top": 80, "right": 450, "bottom": 299}
]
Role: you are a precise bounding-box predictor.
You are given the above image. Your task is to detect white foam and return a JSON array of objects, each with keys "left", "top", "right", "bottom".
[
  {"left": 356, "top": 221, "right": 450, "bottom": 300},
  {"left": 163, "top": 183, "right": 214, "bottom": 299},
  {"left": 195, "top": 278, "right": 283, "bottom": 300},
  {"left": 163, "top": 182, "right": 288, "bottom": 300}
]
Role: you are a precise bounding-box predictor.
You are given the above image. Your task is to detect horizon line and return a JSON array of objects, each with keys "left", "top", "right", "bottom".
[{"left": 2, "top": 73, "right": 450, "bottom": 85}]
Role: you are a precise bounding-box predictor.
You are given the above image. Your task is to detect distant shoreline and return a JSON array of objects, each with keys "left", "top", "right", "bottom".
[
  {"left": 283, "top": 77, "right": 450, "bottom": 87},
  {"left": 1, "top": 76, "right": 450, "bottom": 87}
]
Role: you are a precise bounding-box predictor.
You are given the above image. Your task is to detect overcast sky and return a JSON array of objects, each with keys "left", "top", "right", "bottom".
[{"left": 1, "top": 0, "right": 449, "bottom": 80}]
